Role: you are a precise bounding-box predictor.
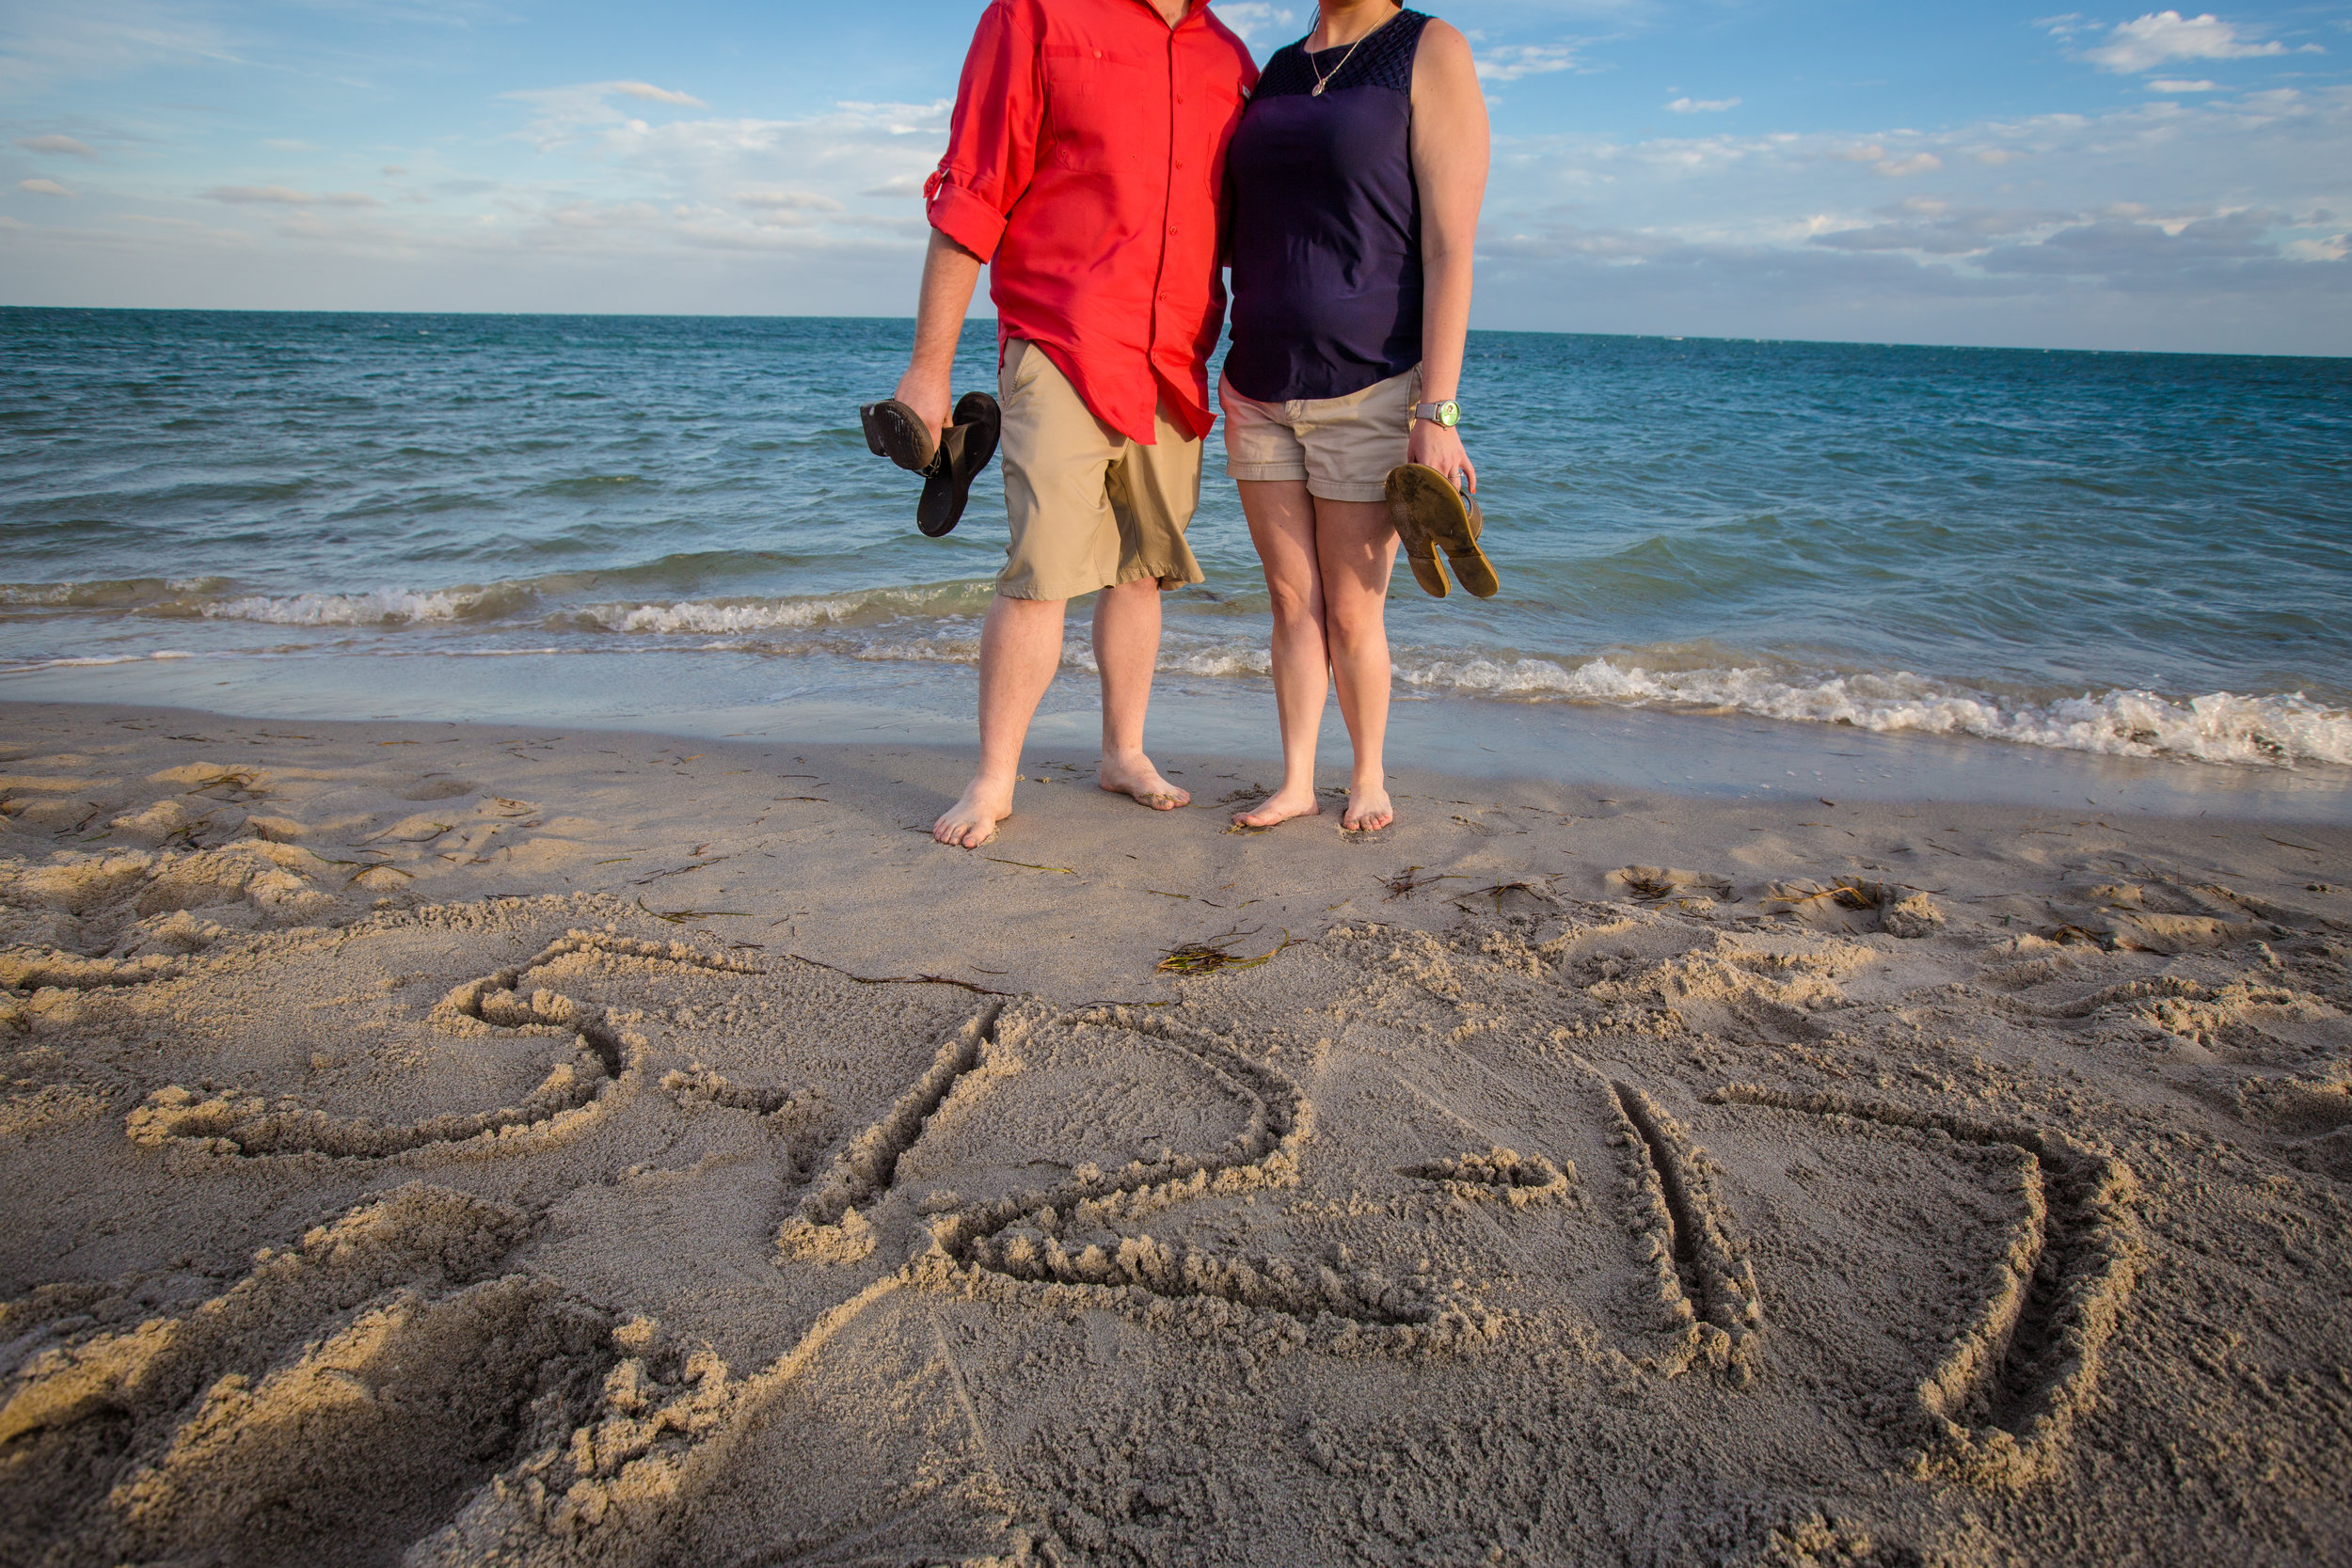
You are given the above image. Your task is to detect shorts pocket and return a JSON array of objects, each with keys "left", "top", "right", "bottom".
[{"left": 1000, "top": 338, "right": 1048, "bottom": 401}]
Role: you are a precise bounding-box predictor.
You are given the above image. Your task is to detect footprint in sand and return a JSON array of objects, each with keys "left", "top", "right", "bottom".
[{"left": 0, "top": 1184, "right": 617, "bottom": 1568}]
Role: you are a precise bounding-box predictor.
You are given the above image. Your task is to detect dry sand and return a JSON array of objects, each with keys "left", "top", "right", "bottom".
[{"left": 2, "top": 699, "right": 2349, "bottom": 1567}]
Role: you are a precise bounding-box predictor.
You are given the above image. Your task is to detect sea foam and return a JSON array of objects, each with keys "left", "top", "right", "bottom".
[
  {"left": 199, "top": 586, "right": 528, "bottom": 626},
  {"left": 1391, "top": 656, "right": 2352, "bottom": 767}
]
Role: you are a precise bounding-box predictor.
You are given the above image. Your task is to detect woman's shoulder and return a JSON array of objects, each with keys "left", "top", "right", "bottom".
[{"left": 1405, "top": 14, "right": 1479, "bottom": 87}]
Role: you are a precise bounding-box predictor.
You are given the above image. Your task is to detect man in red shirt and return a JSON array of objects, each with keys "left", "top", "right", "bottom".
[{"left": 890, "top": 0, "right": 1258, "bottom": 848}]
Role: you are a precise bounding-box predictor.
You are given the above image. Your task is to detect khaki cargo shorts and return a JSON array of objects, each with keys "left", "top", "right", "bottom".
[
  {"left": 995, "top": 339, "right": 1205, "bottom": 603},
  {"left": 1218, "top": 363, "right": 1421, "bottom": 503}
]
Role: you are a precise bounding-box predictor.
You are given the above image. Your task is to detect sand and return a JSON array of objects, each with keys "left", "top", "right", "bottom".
[{"left": 2, "top": 699, "right": 2349, "bottom": 1566}]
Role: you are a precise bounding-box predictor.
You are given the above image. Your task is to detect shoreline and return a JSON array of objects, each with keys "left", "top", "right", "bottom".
[
  {"left": 6, "top": 646, "right": 2350, "bottom": 825},
  {"left": 5, "top": 701, "right": 2351, "bottom": 1563}
]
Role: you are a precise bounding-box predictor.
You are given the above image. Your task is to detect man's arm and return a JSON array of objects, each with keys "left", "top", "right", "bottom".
[
  {"left": 896, "top": 0, "right": 1038, "bottom": 447},
  {"left": 1407, "top": 20, "right": 1490, "bottom": 489},
  {"left": 894, "top": 230, "right": 986, "bottom": 447}
]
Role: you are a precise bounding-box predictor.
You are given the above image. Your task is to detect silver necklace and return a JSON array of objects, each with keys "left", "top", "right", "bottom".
[{"left": 1309, "top": 7, "right": 1395, "bottom": 95}]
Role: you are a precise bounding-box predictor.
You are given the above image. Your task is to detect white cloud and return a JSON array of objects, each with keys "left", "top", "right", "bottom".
[
  {"left": 382, "top": 164, "right": 407, "bottom": 175},
  {"left": 501, "top": 80, "right": 712, "bottom": 148},
  {"left": 1471, "top": 87, "right": 2352, "bottom": 354},
  {"left": 262, "top": 137, "right": 317, "bottom": 150},
  {"left": 0, "top": 0, "right": 241, "bottom": 90},
  {"left": 2147, "top": 77, "right": 2219, "bottom": 91},
  {"left": 1875, "top": 151, "right": 1944, "bottom": 177},
  {"left": 611, "top": 81, "right": 704, "bottom": 107},
  {"left": 1833, "top": 144, "right": 1944, "bottom": 177},
  {"left": 2080, "top": 11, "right": 2286, "bottom": 73},
  {"left": 736, "top": 188, "right": 844, "bottom": 217},
  {"left": 15, "top": 134, "right": 98, "bottom": 158},
  {"left": 202, "top": 183, "right": 382, "bottom": 207},
  {"left": 19, "top": 177, "right": 72, "bottom": 196},
  {"left": 1207, "top": 2, "right": 1297, "bottom": 44},
  {"left": 1667, "top": 97, "right": 1740, "bottom": 114},
  {"left": 1476, "top": 44, "right": 1581, "bottom": 82}
]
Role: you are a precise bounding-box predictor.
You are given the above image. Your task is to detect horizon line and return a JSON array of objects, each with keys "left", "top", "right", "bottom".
[{"left": 3, "top": 305, "right": 2345, "bottom": 363}]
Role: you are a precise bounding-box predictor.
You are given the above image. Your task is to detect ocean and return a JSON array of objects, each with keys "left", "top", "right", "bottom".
[{"left": 4, "top": 308, "right": 2348, "bottom": 788}]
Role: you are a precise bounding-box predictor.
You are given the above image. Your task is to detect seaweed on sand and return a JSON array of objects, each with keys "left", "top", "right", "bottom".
[{"left": 1156, "top": 927, "right": 1295, "bottom": 976}]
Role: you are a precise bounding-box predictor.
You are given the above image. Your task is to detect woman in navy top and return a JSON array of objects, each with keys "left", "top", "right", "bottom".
[{"left": 1219, "top": 1, "right": 1489, "bottom": 832}]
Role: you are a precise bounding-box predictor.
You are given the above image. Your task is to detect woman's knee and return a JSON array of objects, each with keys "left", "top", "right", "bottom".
[
  {"left": 1324, "top": 592, "right": 1387, "bottom": 652},
  {"left": 1263, "top": 574, "right": 1322, "bottom": 627}
]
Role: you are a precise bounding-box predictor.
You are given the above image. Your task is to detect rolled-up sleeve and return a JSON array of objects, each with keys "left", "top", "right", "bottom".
[{"left": 924, "top": 2, "right": 1040, "bottom": 262}]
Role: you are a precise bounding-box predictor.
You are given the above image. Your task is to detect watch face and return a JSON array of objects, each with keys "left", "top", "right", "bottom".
[{"left": 1439, "top": 402, "right": 1460, "bottom": 427}]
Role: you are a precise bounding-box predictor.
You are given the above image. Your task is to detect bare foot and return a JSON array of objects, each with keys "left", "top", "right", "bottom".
[
  {"left": 1341, "top": 783, "right": 1394, "bottom": 832},
  {"left": 933, "top": 776, "right": 1012, "bottom": 847},
  {"left": 1099, "top": 752, "right": 1191, "bottom": 812},
  {"left": 1232, "top": 785, "right": 1322, "bottom": 829}
]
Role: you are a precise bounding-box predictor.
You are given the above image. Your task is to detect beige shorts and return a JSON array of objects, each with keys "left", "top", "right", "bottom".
[
  {"left": 1219, "top": 364, "right": 1421, "bottom": 503},
  {"left": 996, "top": 339, "right": 1205, "bottom": 602}
]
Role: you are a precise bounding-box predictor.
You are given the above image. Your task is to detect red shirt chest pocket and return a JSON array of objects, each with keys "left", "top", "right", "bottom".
[{"left": 1041, "top": 44, "right": 1152, "bottom": 171}]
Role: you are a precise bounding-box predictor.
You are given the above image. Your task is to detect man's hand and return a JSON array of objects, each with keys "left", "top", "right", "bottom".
[
  {"left": 892, "top": 367, "right": 954, "bottom": 452},
  {"left": 1407, "top": 420, "right": 1477, "bottom": 493}
]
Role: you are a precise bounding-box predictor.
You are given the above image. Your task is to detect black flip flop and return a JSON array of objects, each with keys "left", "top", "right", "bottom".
[
  {"left": 858, "top": 392, "right": 1002, "bottom": 538},
  {"left": 860, "top": 397, "right": 937, "bottom": 473},
  {"left": 1384, "top": 463, "right": 1501, "bottom": 599},
  {"left": 923, "top": 390, "right": 1000, "bottom": 539}
]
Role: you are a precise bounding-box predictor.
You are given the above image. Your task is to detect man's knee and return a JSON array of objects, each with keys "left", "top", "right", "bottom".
[{"left": 993, "top": 590, "right": 1070, "bottom": 615}]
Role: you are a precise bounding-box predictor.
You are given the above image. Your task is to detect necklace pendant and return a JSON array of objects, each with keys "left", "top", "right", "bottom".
[{"left": 1311, "top": 80, "right": 1327, "bottom": 95}]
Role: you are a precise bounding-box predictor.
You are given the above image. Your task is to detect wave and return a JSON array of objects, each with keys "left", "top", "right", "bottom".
[
  {"left": 1391, "top": 655, "right": 2352, "bottom": 768},
  {"left": 0, "top": 650, "right": 202, "bottom": 671},
  {"left": 23, "top": 574, "right": 1002, "bottom": 633},
  {"left": 561, "top": 581, "right": 994, "bottom": 635},
  {"left": 193, "top": 585, "right": 536, "bottom": 626},
  {"left": 0, "top": 577, "right": 237, "bottom": 610},
  {"left": 7, "top": 570, "right": 2345, "bottom": 768}
]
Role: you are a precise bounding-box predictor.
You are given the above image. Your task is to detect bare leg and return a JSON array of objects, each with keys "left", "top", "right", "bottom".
[
  {"left": 1232, "top": 478, "right": 1329, "bottom": 827},
  {"left": 933, "top": 593, "right": 1067, "bottom": 847},
  {"left": 1314, "top": 498, "right": 1399, "bottom": 831},
  {"left": 1091, "top": 576, "right": 1190, "bottom": 809}
]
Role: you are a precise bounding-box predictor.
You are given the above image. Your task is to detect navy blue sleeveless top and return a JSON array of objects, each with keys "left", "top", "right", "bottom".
[{"left": 1224, "top": 8, "right": 1430, "bottom": 404}]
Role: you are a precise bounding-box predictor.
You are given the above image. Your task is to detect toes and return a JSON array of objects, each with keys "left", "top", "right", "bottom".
[{"left": 933, "top": 816, "right": 993, "bottom": 848}]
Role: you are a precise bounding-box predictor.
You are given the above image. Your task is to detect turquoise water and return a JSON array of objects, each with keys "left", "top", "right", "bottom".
[{"left": 4, "top": 308, "right": 2347, "bottom": 771}]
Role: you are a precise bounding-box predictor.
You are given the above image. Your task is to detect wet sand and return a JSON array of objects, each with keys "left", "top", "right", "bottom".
[{"left": 4, "top": 700, "right": 2350, "bottom": 1565}]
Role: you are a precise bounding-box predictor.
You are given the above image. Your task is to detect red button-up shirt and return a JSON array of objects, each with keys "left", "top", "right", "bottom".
[{"left": 925, "top": 0, "right": 1258, "bottom": 445}]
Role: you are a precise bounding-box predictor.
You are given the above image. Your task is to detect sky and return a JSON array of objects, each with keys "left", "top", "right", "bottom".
[{"left": 3, "top": 1, "right": 2347, "bottom": 353}]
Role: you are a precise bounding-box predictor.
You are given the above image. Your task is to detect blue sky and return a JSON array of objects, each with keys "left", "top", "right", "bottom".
[{"left": 3, "top": 1, "right": 2347, "bottom": 352}]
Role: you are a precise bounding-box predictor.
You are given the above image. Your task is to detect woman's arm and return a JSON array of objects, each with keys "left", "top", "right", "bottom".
[{"left": 1407, "top": 18, "right": 1489, "bottom": 489}]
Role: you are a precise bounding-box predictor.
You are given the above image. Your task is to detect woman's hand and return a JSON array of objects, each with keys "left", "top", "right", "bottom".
[{"left": 1407, "top": 419, "right": 1477, "bottom": 494}]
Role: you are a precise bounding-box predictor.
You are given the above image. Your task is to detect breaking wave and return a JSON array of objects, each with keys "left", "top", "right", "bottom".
[
  {"left": 1391, "top": 655, "right": 2352, "bottom": 768},
  {"left": 7, "top": 572, "right": 2346, "bottom": 768}
]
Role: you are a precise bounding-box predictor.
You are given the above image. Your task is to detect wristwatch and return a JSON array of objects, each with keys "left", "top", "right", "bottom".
[{"left": 1413, "top": 400, "right": 1461, "bottom": 428}]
